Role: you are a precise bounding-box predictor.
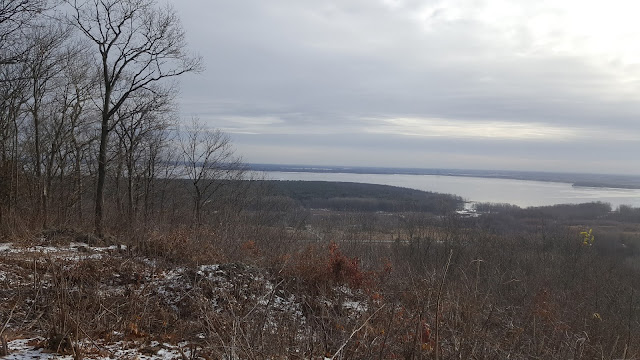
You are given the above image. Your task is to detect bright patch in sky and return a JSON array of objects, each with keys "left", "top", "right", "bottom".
[
  {"left": 400, "top": 1, "right": 640, "bottom": 70},
  {"left": 367, "top": 117, "right": 580, "bottom": 140}
]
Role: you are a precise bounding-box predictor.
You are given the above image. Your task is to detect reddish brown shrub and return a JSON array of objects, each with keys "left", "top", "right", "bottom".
[{"left": 327, "top": 242, "right": 367, "bottom": 288}]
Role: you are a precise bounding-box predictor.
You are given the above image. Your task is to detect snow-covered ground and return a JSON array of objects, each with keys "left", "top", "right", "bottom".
[{"left": 3, "top": 338, "right": 198, "bottom": 359}]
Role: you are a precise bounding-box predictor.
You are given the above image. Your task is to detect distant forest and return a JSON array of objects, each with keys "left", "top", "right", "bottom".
[{"left": 258, "top": 180, "right": 463, "bottom": 213}]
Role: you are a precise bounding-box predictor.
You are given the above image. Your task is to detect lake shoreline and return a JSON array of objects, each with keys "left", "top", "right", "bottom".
[
  {"left": 262, "top": 170, "right": 640, "bottom": 208},
  {"left": 251, "top": 164, "right": 640, "bottom": 190}
]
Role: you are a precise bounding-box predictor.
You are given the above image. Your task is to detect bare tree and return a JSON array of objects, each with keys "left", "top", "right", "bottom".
[
  {"left": 113, "top": 86, "right": 173, "bottom": 224},
  {"left": 0, "top": 0, "right": 49, "bottom": 67},
  {"left": 0, "top": 65, "right": 26, "bottom": 226},
  {"left": 38, "top": 41, "right": 97, "bottom": 226},
  {"left": 0, "top": 0, "right": 48, "bottom": 228},
  {"left": 24, "top": 22, "right": 70, "bottom": 228},
  {"left": 60, "top": 44, "right": 96, "bottom": 223},
  {"left": 65, "top": 0, "right": 202, "bottom": 236},
  {"left": 0, "top": 56, "right": 30, "bottom": 230},
  {"left": 138, "top": 119, "right": 173, "bottom": 224},
  {"left": 180, "top": 120, "right": 245, "bottom": 227}
]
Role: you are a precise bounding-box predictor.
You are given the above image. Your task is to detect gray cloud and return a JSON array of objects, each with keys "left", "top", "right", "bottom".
[{"left": 169, "top": 0, "right": 640, "bottom": 174}]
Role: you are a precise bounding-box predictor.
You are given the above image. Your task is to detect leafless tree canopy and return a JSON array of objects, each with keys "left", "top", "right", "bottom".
[
  {"left": 0, "top": 0, "right": 48, "bottom": 65},
  {"left": 181, "top": 119, "right": 246, "bottom": 226},
  {"left": 64, "top": 0, "right": 203, "bottom": 235},
  {"left": 65, "top": 0, "right": 202, "bottom": 115},
  {"left": 0, "top": 0, "right": 245, "bottom": 237}
]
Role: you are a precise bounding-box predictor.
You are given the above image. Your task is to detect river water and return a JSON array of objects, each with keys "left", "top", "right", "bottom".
[{"left": 263, "top": 171, "right": 640, "bottom": 208}]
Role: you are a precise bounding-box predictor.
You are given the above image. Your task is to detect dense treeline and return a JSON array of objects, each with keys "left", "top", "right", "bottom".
[
  {"left": 474, "top": 201, "right": 640, "bottom": 222},
  {"left": 0, "top": 0, "right": 247, "bottom": 237},
  {"left": 473, "top": 201, "right": 640, "bottom": 257},
  {"left": 261, "top": 180, "right": 463, "bottom": 213},
  {"left": 474, "top": 201, "right": 613, "bottom": 220}
]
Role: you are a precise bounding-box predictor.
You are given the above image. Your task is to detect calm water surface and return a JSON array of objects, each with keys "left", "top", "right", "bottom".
[{"left": 264, "top": 171, "right": 640, "bottom": 208}]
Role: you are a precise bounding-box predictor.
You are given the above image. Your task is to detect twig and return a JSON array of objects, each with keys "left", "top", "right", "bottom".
[
  {"left": 435, "top": 249, "right": 453, "bottom": 360},
  {"left": 0, "top": 303, "right": 17, "bottom": 336},
  {"left": 377, "top": 304, "right": 395, "bottom": 360},
  {"left": 245, "top": 278, "right": 285, "bottom": 320},
  {"left": 472, "top": 258, "right": 484, "bottom": 299},
  {"left": 69, "top": 315, "right": 114, "bottom": 358},
  {"left": 330, "top": 305, "right": 385, "bottom": 360},
  {"left": 255, "top": 278, "right": 285, "bottom": 350},
  {"left": 623, "top": 287, "right": 634, "bottom": 360}
]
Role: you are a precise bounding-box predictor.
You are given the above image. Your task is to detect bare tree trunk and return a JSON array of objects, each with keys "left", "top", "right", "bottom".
[
  {"left": 75, "top": 149, "right": 83, "bottom": 222},
  {"left": 33, "top": 103, "right": 44, "bottom": 227},
  {"left": 95, "top": 111, "right": 109, "bottom": 237},
  {"left": 43, "top": 130, "right": 57, "bottom": 229},
  {"left": 56, "top": 165, "right": 64, "bottom": 224},
  {"left": 195, "top": 188, "right": 202, "bottom": 227},
  {"left": 11, "top": 117, "right": 18, "bottom": 224},
  {"left": 127, "top": 151, "right": 134, "bottom": 224},
  {"left": 114, "top": 146, "right": 123, "bottom": 216}
]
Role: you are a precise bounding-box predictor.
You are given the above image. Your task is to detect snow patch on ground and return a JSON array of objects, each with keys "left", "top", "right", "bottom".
[
  {"left": 0, "top": 242, "right": 12, "bottom": 252},
  {"left": 343, "top": 300, "right": 367, "bottom": 313},
  {"left": 0, "top": 241, "right": 128, "bottom": 261},
  {"left": 3, "top": 338, "right": 200, "bottom": 360}
]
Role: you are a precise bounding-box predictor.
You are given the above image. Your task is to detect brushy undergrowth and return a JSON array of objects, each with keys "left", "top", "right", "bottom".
[{"left": 1, "top": 217, "right": 640, "bottom": 359}]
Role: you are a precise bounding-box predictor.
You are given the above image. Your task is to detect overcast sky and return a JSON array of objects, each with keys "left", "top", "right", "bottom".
[{"left": 168, "top": 0, "right": 640, "bottom": 174}]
